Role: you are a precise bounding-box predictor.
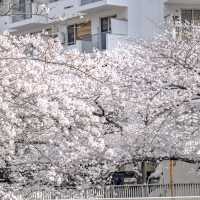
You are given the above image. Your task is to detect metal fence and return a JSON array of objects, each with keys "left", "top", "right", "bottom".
[
  {"left": 14, "top": 195, "right": 200, "bottom": 200},
  {"left": 77, "top": 198, "right": 200, "bottom": 200},
  {"left": 11, "top": 183, "right": 200, "bottom": 200}
]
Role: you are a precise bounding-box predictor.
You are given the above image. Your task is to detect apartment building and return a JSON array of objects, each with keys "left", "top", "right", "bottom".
[
  {"left": 0, "top": 0, "right": 200, "bottom": 51},
  {"left": 129, "top": 0, "right": 200, "bottom": 39},
  {"left": 0, "top": 0, "right": 128, "bottom": 52}
]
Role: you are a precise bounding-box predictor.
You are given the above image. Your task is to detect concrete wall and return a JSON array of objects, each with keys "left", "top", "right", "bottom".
[
  {"left": 0, "top": 0, "right": 12, "bottom": 32},
  {"left": 0, "top": 16, "right": 11, "bottom": 32},
  {"left": 107, "top": 0, "right": 128, "bottom": 7},
  {"left": 128, "top": 0, "right": 166, "bottom": 39},
  {"left": 106, "top": 33, "right": 127, "bottom": 49},
  {"left": 156, "top": 160, "right": 200, "bottom": 184},
  {"left": 111, "top": 18, "right": 128, "bottom": 35}
]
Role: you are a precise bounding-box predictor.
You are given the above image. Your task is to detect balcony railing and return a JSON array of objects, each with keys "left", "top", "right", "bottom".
[
  {"left": 12, "top": 2, "right": 32, "bottom": 23},
  {"left": 75, "top": 32, "right": 127, "bottom": 52},
  {"left": 80, "top": 32, "right": 108, "bottom": 51},
  {"left": 67, "top": 32, "right": 108, "bottom": 52},
  {"left": 81, "top": 0, "right": 102, "bottom": 5}
]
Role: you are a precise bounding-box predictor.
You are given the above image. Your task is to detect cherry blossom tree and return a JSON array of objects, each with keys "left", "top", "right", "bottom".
[
  {"left": 0, "top": 33, "right": 117, "bottom": 189},
  {"left": 98, "top": 24, "right": 200, "bottom": 166},
  {"left": 1, "top": 23, "right": 200, "bottom": 196}
]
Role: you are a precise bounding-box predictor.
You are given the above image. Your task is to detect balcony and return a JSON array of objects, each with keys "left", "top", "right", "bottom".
[
  {"left": 67, "top": 18, "right": 128, "bottom": 52},
  {"left": 9, "top": 2, "right": 48, "bottom": 32},
  {"left": 79, "top": 0, "right": 128, "bottom": 13},
  {"left": 0, "top": 2, "right": 12, "bottom": 32},
  {"left": 67, "top": 32, "right": 128, "bottom": 53},
  {"left": 11, "top": 1, "right": 32, "bottom": 23},
  {"left": 47, "top": 0, "right": 79, "bottom": 23}
]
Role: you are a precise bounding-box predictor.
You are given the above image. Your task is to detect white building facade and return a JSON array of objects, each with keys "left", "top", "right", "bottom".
[
  {"left": 0, "top": 0, "right": 200, "bottom": 51},
  {"left": 129, "top": 0, "right": 200, "bottom": 39},
  {"left": 0, "top": 0, "right": 128, "bottom": 52}
]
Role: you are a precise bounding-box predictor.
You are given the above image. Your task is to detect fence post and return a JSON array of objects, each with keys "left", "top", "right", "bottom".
[{"left": 84, "top": 188, "right": 87, "bottom": 199}]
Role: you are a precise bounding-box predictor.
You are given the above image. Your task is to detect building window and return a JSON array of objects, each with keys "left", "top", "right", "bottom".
[
  {"left": 111, "top": 171, "right": 138, "bottom": 185},
  {"left": 67, "top": 22, "right": 91, "bottom": 45},
  {"left": 0, "top": 0, "right": 4, "bottom": 7},
  {"left": 100, "top": 15, "right": 116, "bottom": 33},
  {"left": 76, "top": 21, "right": 91, "bottom": 40},
  {"left": 67, "top": 25, "right": 76, "bottom": 45},
  {"left": 49, "top": 0, "right": 59, "bottom": 2},
  {"left": 181, "top": 9, "right": 200, "bottom": 24},
  {"left": 193, "top": 10, "right": 200, "bottom": 24},
  {"left": 12, "top": 0, "right": 32, "bottom": 22}
]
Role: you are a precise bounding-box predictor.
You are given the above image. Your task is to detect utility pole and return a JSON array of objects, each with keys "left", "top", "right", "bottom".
[{"left": 169, "top": 160, "right": 174, "bottom": 196}]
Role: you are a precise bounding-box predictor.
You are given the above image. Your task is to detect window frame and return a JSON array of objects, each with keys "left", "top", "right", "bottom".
[{"left": 181, "top": 9, "right": 200, "bottom": 24}]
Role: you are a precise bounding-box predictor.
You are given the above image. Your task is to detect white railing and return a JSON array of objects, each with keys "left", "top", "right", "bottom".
[
  {"left": 12, "top": 183, "right": 200, "bottom": 199},
  {"left": 12, "top": 2, "right": 32, "bottom": 23},
  {"left": 80, "top": 184, "right": 200, "bottom": 198},
  {"left": 68, "top": 32, "right": 127, "bottom": 52},
  {"left": 14, "top": 195, "right": 200, "bottom": 200}
]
